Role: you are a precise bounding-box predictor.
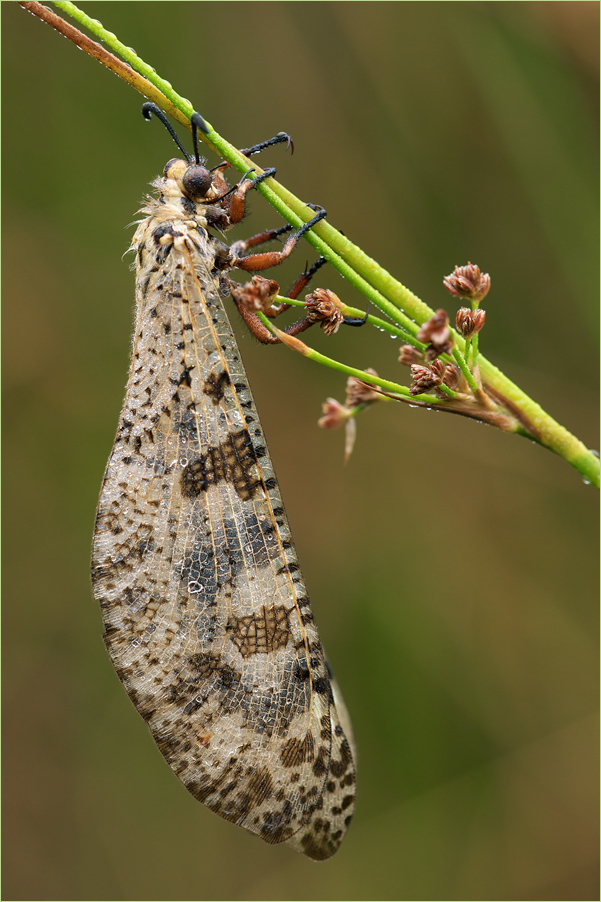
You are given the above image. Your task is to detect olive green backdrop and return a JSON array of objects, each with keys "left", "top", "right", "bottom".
[{"left": 3, "top": 3, "right": 599, "bottom": 900}]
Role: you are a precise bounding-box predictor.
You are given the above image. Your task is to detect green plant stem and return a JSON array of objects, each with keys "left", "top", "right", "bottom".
[
  {"left": 257, "top": 314, "right": 441, "bottom": 404},
  {"left": 452, "top": 348, "right": 480, "bottom": 396},
  {"left": 275, "top": 297, "right": 424, "bottom": 348},
  {"left": 51, "top": 1, "right": 196, "bottom": 121},
  {"left": 435, "top": 383, "right": 457, "bottom": 400},
  {"left": 32, "top": 1, "right": 600, "bottom": 488},
  {"left": 49, "top": 2, "right": 423, "bottom": 338},
  {"left": 463, "top": 338, "right": 473, "bottom": 366},
  {"left": 477, "top": 355, "right": 599, "bottom": 484}
]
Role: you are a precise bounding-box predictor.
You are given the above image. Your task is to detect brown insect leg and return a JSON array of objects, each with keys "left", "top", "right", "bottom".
[
  {"left": 234, "top": 302, "right": 281, "bottom": 345},
  {"left": 226, "top": 167, "right": 278, "bottom": 224},
  {"left": 261, "top": 256, "right": 329, "bottom": 320},
  {"left": 233, "top": 300, "right": 320, "bottom": 345},
  {"left": 285, "top": 256, "right": 328, "bottom": 302},
  {"left": 229, "top": 223, "right": 294, "bottom": 258},
  {"left": 230, "top": 257, "right": 329, "bottom": 345},
  {"left": 232, "top": 208, "right": 327, "bottom": 272}
]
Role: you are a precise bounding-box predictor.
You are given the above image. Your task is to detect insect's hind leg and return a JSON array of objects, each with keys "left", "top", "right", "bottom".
[
  {"left": 283, "top": 255, "right": 328, "bottom": 303},
  {"left": 257, "top": 255, "right": 329, "bottom": 322},
  {"left": 229, "top": 256, "right": 335, "bottom": 345}
]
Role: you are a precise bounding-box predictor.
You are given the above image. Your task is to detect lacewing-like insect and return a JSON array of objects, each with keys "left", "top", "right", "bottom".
[{"left": 91, "top": 105, "right": 355, "bottom": 859}]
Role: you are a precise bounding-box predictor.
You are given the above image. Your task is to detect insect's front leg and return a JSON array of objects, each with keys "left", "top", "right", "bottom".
[
  {"left": 224, "top": 167, "right": 276, "bottom": 224},
  {"left": 221, "top": 131, "right": 293, "bottom": 223}
]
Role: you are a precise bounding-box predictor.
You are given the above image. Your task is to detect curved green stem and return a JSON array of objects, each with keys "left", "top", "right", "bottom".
[
  {"left": 27, "top": 1, "right": 599, "bottom": 489},
  {"left": 477, "top": 355, "right": 599, "bottom": 485}
]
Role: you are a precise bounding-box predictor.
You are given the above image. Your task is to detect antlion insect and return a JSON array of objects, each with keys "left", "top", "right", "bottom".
[{"left": 91, "top": 104, "right": 356, "bottom": 860}]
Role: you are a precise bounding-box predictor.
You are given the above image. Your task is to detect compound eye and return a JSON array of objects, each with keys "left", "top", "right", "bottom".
[{"left": 182, "top": 165, "right": 212, "bottom": 200}]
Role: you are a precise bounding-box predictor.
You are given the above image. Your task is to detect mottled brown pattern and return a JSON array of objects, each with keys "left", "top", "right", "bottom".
[
  {"left": 280, "top": 731, "right": 316, "bottom": 767},
  {"left": 203, "top": 369, "right": 231, "bottom": 405},
  {"left": 91, "top": 154, "right": 355, "bottom": 860},
  {"left": 180, "top": 431, "right": 260, "bottom": 501},
  {"left": 227, "top": 604, "right": 291, "bottom": 657}
]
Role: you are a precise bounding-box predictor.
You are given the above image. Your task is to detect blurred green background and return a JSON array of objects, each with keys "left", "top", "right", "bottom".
[{"left": 3, "top": 3, "right": 599, "bottom": 900}]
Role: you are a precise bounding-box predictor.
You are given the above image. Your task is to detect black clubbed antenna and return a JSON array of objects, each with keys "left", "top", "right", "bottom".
[{"left": 141, "top": 103, "right": 191, "bottom": 161}]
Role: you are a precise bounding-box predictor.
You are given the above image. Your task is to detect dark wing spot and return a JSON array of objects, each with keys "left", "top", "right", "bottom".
[
  {"left": 246, "top": 767, "right": 275, "bottom": 804},
  {"left": 280, "top": 731, "right": 315, "bottom": 768},
  {"left": 227, "top": 604, "right": 291, "bottom": 657},
  {"left": 203, "top": 370, "right": 231, "bottom": 405},
  {"left": 312, "top": 745, "right": 329, "bottom": 777},
  {"left": 311, "top": 677, "right": 331, "bottom": 696},
  {"left": 180, "top": 430, "right": 260, "bottom": 501}
]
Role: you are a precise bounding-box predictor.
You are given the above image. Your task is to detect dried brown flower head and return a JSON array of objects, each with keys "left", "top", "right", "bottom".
[
  {"left": 229, "top": 275, "right": 279, "bottom": 312},
  {"left": 345, "top": 368, "right": 381, "bottom": 407},
  {"left": 416, "top": 309, "right": 454, "bottom": 360},
  {"left": 442, "top": 363, "right": 461, "bottom": 391},
  {"left": 304, "top": 288, "right": 345, "bottom": 336},
  {"left": 318, "top": 398, "right": 358, "bottom": 463},
  {"left": 318, "top": 398, "right": 352, "bottom": 430},
  {"left": 398, "top": 345, "right": 424, "bottom": 367},
  {"left": 443, "top": 263, "right": 490, "bottom": 302},
  {"left": 456, "top": 307, "right": 486, "bottom": 338},
  {"left": 409, "top": 358, "right": 446, "bottom": 395}
]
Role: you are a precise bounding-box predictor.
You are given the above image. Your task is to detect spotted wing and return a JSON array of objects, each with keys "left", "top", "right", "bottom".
[{"left": 91, "top": 214, "right": 355, "bottom": 859}]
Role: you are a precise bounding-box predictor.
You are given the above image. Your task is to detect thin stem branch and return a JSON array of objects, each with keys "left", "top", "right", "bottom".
[
  {"left": 275, "top": 296, "right": 423, "bottom": 347},
  {"left": 452, "top": 348, "right": 480, "bottom": 396},
  {"left": 257, "top": 315, "right": 439, "bottom": 404}
]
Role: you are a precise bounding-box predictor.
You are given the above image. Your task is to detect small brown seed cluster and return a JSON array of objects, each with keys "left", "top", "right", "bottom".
[
  {"left": 456, "top": 307, "right": 486, "bottom": 338},
  {"left": 416, "top": 309, "right": 454, "bottom": 360},
  {"left": 443, "top": 262, "right": 490, "bottom": 302},
  {"left": 304, "top": 288, "right": 345, "bottom": 335}
]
